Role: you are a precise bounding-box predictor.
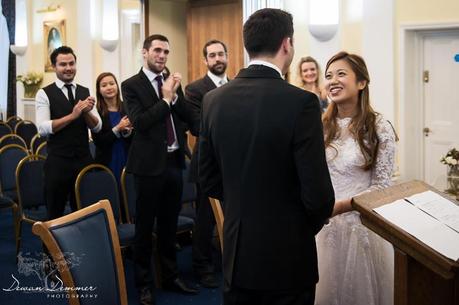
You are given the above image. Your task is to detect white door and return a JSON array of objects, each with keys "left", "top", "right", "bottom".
[{"left": 422, "top": 31, "right": 459, "bottom": 188}]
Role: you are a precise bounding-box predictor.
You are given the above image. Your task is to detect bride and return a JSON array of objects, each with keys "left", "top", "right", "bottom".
[{"left": 315, "top": 51, "right": 396, "bottom": 305}]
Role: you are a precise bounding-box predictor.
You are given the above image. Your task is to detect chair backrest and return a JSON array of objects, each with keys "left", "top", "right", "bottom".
[
  {"left": 0, "top": 122, "right": 12, "bottom": 138},
  {"left": 0, "top": 144, "right": 29, "bottom": 194},
  {"left": 30, "top": 134, "right": 47, "bottom": 154},
  {"left": 6, "top": 116, "right": 22, "bottom": 131},
  {"left": 209, "top": 198, "right": 224, "bottom": 252},
  {"left": 32, "top": 200, "right": 127, "bottom": 305},
  {"left": 36, "top": 141, "right": 48, "bottom": 157},
  {"left": 14, "top": 120, "right": 38, "bottom": 149},
  {"left": 75, "top": 164, "right": 121, "bottom": 222},
  {"left": 0, "top": 134, "right": 27, "bottom": 149},
  {"left": 16, "top": 155, "right": 46, "bottom": 210},
  {"left": 120, "top": 167, "right": 135, "bottom": 223}
]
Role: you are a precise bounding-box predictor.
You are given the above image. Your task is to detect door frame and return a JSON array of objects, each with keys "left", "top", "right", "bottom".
[{"left": 399, "top": 22, "right": 459, "bottom": 182}]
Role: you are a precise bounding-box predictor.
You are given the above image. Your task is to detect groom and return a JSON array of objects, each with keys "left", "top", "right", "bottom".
[{"left": 198, "top": 8, "right": 335, "bottom": 305}]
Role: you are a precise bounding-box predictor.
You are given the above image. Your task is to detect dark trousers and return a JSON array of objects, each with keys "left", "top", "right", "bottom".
[
  {"left": 44, "top": 154, "right": 93, "bottom": 220},
  {"left": 192, "top": 183, "right": 216, "bottom": 275},
  {"left": 133, "top": 155, "right": 183, "bottom": 289},
  {"left": 224, "top": 286, "right": 316, "bottom": 305}
]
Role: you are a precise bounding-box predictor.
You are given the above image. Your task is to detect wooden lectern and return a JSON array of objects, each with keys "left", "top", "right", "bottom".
[{"left": 352, "top": 180, "right": 459, "bottom": 305}]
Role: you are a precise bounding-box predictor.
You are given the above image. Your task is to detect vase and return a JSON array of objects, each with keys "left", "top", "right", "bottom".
[
  {"left": 23, "top": 84, "right": 41, "bottom": 98},
  {"left": 446, "top": 165, "right": 459, "bottom": 195}
]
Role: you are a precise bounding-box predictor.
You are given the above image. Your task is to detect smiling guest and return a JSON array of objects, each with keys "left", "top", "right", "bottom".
[
  {"left": 36, "top": 46, "right": 102, "bottom": 221},
  {"left": 91, "top": 72, "right": 132, "bottom": 183},
  {"left": 122, "top": 34, "right": 199, "bottom": 305},
  {"left": 297, "top": 56, "right": 328, "bottom": 112}
]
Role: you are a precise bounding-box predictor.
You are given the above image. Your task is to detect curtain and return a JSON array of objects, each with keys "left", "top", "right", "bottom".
[{"left": 1, "top": 0, "right": 15, "bottom": 119}]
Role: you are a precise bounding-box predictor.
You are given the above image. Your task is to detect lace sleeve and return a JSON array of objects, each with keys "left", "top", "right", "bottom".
[{"left": 367, "top": 117, "right": 396, "bottom": 192}]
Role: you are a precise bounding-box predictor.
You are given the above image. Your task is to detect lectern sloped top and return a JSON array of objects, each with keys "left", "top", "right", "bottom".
[{"left": 352, "top": 180, "right": 459, "bottom": 279}]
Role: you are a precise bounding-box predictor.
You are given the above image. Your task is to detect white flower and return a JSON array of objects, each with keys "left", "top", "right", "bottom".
[
  {"left": 445, "top": 156, "right": 454, "bottom": 165},
  {"left": 451, "top": 159, "right": 458, "bottom": 165}
]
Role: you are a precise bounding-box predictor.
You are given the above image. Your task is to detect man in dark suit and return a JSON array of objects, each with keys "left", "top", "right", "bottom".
[
  {"left": 199, "top": 9, "right": 335, "bottom": 305},
  {"left": 121, "top": 34, "right": 199, "bottom": 305},
  {"left": 185, "top": 39, "right": 229, "bottom": 288}
]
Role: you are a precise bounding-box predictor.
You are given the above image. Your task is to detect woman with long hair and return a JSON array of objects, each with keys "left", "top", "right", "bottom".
[
  {"left": 297, "top": 56, "right": 328, "bottom": 111},
  {"left": 92, "top": 72, "right": 132, "bottom": 183},
  {"left": 315, "top": 52, "right": 396, "bottom": 305}
]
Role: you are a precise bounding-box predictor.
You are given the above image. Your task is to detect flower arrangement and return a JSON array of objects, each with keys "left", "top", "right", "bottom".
[
  {"left": 16, "top": 72, "right": 43, "bottom": 86},
  {"left": 440, "top": 148, "right": 459, "bottom": 166},
  {"left": 16, "top": 72, "right": 43, "bottom": 98}
]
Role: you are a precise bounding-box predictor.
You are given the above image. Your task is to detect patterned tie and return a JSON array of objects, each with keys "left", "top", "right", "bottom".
[
  {"left": 155, "top": 75, "right": 175, "bottom": 146},
  {"left": 64, "top": 84, "right": 75, "bottom": 105}
]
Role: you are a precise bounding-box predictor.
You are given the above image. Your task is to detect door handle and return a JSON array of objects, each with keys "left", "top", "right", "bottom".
[{"left": 423, "top": 127, "right": 431, "bottom": 136}]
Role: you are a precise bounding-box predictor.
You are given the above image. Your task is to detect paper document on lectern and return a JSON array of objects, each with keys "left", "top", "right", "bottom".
[{"left": 374, "top": 195, "right": 459, "bottom": 261}]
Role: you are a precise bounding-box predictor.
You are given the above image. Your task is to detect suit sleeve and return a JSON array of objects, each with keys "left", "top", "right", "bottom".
[
  {"left": 293, "top": 96, "right": 335, "bottom": 234},
  {"left": 185, "top": 84, "right": 204, "bottom": 117},
  {"left": 121, "top": 79, "right": 170, "bottom": 132},
  {"left": 198, "top": 95, "right": 223, "bottom": 200},
  {"left": 171, "top": 86, "right": 200, "bottom": 136}
]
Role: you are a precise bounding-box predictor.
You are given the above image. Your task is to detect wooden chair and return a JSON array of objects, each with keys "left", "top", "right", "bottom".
[
  {"left": 15, "top": 155, "right": 47, "bottom": 257},
  {"left": 0, "top": 122, "right": 12, "bottom": 138},
  {"left": 14, "top": 120, "right": 38, "bottom": 149},
  {"left": 75, "top": 164, "right": 135, "bottom": 248},
  {"left": 36, "top": 141, "right": 47, "bottom": 157},
  {"left": 209, "top": 198, "right": 224, "bottom": 252},
  {"left": 0, "top": 134, "right": 27, "bottom": 149},
  {"left": 30, "top": 134, "right": 47, "bottom": 154},
  {"left": 6, "top": 115, "right": 22, "bottom": 131},
  {"left": 32, "top": 200, "right": 128, "bottom": 305}
]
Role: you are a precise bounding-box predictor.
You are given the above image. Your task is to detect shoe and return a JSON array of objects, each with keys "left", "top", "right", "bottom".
[
  {"left": 139, "top": 286, "right": 155, "bottom": 305},
  {"left": 199, "top": 273, "right": 219, "bottom": 288},
  {"left": 163, "top": 278, "right": 199, "bottom": 294}
]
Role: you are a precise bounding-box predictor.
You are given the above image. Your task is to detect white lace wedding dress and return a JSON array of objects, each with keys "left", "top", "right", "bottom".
[{"left": 315, "top": 116, "right": 396, "bottom": 305}]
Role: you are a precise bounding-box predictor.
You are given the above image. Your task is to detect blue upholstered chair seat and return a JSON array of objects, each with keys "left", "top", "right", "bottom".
[
  {"left": 176, "top": 215, "right": 194, "bottom": 233},
  {"left": 23, "top": 206, "right": 48, "bottom": 221}
]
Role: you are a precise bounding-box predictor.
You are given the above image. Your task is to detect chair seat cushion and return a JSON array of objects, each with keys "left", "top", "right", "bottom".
[{"left": 23, "top": 206, "right": 48, "bottom": 221}]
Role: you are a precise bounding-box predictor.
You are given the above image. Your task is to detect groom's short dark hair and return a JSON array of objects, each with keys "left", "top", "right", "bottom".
[{"left": 243, "top": 8, "right": 294, "bottom": 58}]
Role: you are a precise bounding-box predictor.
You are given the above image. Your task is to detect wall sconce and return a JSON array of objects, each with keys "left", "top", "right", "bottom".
[
  {"left": 10, "top": 0, "right": 27, "bottom": 56},
  {"left": 308, "top": 0, "right": 339, "bottom": 42},
  {"left": 10, "top": 45, "right": 27, "bottom": 56},
  {"left": 100, "top": 0, "right": 119, "bottom": 52}
]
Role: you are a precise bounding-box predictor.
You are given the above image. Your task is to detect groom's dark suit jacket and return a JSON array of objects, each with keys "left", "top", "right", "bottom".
[{"left": 199, "top": 65, "right": 335, "bottom": 291}]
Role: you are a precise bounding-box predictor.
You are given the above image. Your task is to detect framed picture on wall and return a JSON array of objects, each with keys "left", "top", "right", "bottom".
[{"left": 43, "top": 20, "right": 66, "bottom": 72}]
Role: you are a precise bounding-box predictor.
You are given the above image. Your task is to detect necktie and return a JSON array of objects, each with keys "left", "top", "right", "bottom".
[
  {"left": 64, "top": 84, "right": 75, "bottom": 105},
  {"left": 155, "top": 75, "right": 175, "bottom": 146}
]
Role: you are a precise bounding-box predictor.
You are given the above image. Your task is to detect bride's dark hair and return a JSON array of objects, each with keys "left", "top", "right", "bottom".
[{"left": 322, "top": 51, "right": 379, "bottom": 171}]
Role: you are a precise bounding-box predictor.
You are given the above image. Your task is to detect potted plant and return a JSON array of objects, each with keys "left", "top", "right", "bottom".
[
  {"left": 441, "top": 148, "right": 459, "bottom": 195},
  {"left": 16, "top": 72, "right": 43, "bottom": 98}
]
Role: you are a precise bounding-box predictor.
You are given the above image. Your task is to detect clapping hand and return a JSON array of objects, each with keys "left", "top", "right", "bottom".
[{"left": 161, "top": 72, "right": 182, "bottom": 103}]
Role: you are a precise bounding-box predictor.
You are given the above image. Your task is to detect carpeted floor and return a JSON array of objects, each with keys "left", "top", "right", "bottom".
[{"left": 0, "top": 208, "right": 222, "bottom": 305}]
